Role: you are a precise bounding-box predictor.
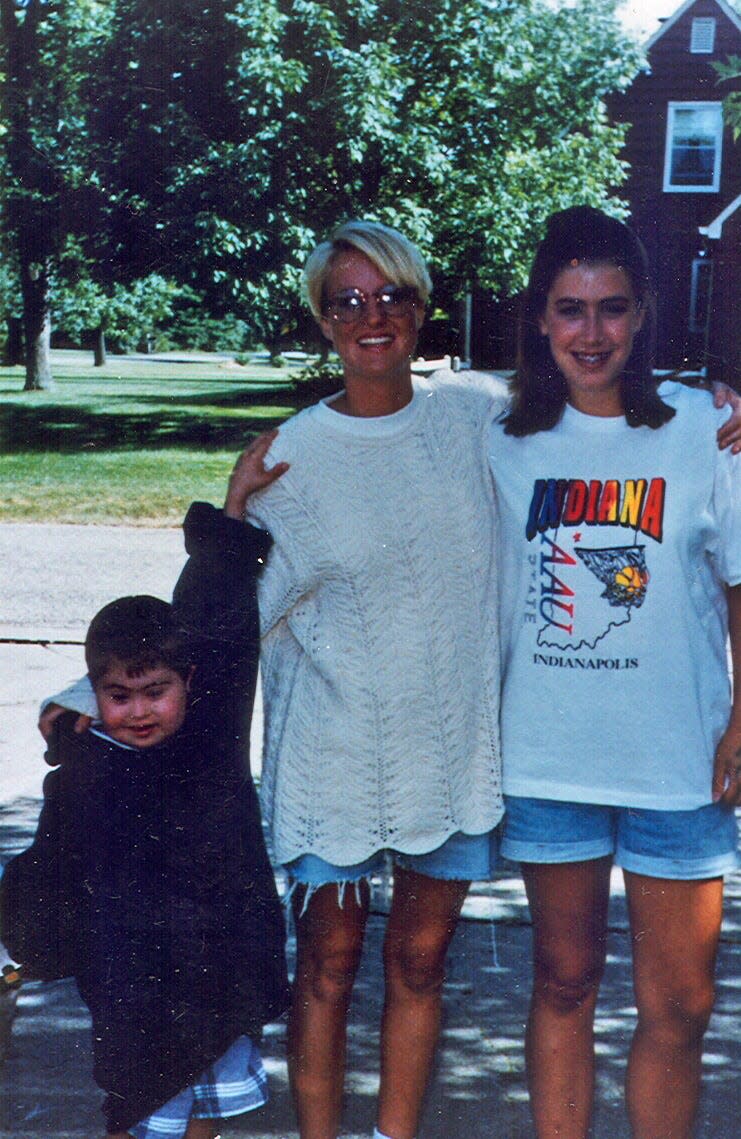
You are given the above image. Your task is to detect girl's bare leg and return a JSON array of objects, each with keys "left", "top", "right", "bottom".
[
  {"left": 377, "top": 868, "right": 469, "bottom": 1139},
  {"left": 625, "top": 872, "right": 723, "bottom": 1139},
  {"left": 288, "top": 881, "right": 370, "bottom": 1139},
  {"left": 521, "top": 857, "right": 612, "bottom": 1139}
]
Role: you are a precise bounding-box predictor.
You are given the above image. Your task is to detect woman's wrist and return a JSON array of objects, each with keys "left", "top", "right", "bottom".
[{"left": 223, "top": 494, "right": 247, "bottom": 520}]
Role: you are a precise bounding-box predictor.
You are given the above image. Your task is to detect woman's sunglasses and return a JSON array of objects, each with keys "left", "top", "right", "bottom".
[{"left": 322, "top": 285, "right": 419, "bottom": 324}]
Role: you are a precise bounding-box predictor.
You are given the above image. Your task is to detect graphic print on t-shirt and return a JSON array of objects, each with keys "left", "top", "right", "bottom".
[{"left": 526, "top": 476, "right": 665, "bottom": 652}]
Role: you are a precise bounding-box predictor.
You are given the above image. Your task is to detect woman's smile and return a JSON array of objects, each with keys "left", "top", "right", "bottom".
[
  {"left": 538, "top": 261, "right": 645, "bottom": 416},
  {"left": 319, "top": 250, "right": 423, "bottom": 392}
]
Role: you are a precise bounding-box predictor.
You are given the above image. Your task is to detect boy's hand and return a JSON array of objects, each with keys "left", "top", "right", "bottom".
[
  {"left": 224, "top": 430, "right": 290, "bottom": 519},
  {"left": 39, "top": 703, "right": 92, "bottom": 755},
  {"left": 713, "top": 382, "right": 741, "bottom": 454}
]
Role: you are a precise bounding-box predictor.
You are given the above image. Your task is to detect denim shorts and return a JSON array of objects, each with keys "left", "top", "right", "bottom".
[
  {"left": 501, "top": 795, "right": 740, "bottom": 880},
  {"left": 129, "top": 1035, "right": 266, "bottom": 1138},
  {"left": 286, "top": 829, "right": 498, "bottom": 895}
]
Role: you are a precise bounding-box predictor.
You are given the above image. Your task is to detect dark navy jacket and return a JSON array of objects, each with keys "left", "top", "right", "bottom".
[{"left": 0, "top": 503, "right": 289, "bottom": 1133}]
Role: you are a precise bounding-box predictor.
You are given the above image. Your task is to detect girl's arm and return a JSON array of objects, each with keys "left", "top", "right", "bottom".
[{"left": 712, "top": 583, "right": 741, "bottom": 805}]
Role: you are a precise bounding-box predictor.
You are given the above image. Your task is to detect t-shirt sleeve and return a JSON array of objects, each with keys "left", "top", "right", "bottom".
[
  {"left": 714, "top": 448, "right": 741, "bottom": 586},
  {"left": 40, "top": 675, "right": 98, "bottom": 720}
]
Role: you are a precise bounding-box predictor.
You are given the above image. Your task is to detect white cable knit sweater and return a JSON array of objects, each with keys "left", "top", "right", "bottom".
[{"left": 247, "top": 376, "right": 506, "bottom": 866}]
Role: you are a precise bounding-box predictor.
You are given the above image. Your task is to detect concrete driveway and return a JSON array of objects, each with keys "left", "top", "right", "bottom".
[{"left": 1, "top": 521, "right": 740, "bottom": 1138}]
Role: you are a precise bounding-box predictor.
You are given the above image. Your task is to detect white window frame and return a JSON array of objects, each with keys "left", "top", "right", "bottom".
[
  {"left": 690, "top": 17, "right": 716, "bottom": 53},
  {"left": 663, "top": 102, "right": 723, "bottom": 193}
]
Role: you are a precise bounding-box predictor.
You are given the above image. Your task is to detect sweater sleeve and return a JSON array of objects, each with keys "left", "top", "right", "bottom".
[{"left": 245, "top": 479, "right": 321, "bottom": 636}]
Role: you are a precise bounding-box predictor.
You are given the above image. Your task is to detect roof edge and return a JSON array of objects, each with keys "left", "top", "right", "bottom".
[
  {"left": 645, "top": 0, "right": 741, "bottom": 49},
  {"left": 698, "top": 192, "right": 741, "bottom": 237}
]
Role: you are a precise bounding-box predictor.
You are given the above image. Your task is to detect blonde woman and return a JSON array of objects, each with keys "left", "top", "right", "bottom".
[{"left": 242, "top": 220, "right": 503, "bottom": 1139}]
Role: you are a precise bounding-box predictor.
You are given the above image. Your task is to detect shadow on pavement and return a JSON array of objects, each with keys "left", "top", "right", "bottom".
[{"left": 2, "top": 801, "right": 741, "bottom": 1137}]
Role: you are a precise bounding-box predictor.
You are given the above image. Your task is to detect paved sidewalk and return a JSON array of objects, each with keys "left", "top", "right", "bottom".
[{"left": 1, "top": 522, "right": 741, "bottom": 1137}]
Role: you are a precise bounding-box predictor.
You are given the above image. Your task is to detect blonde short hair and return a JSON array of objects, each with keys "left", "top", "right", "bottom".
[{"left": 303, "top": 220, "right": 432, "bottom": 319}]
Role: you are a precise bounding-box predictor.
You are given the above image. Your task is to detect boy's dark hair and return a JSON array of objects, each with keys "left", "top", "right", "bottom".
[
  {"left": 505, "top": 205, "right": 674, "bottom": 436},
  {"left": 85, "top": 595, "right": 191, "bottom": 688}
]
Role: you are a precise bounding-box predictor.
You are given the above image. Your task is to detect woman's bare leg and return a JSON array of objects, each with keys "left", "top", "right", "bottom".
[
  {"left": 288, "top": 881, "right": 370, "bottom": 1139},
  {"left": 376, "top": 868, "right": 469, "bottom": 1139},
  {"left": 625, "top": 872, "right": 723, "bottom": 1139},
  {"left": 522, "top": 858, "right": 612, "bottom": 1139}
]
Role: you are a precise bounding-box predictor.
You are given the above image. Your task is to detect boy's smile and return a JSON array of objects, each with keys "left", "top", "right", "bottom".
[{"left": 95, "top": 661, "right": 190, "bottom": 749}]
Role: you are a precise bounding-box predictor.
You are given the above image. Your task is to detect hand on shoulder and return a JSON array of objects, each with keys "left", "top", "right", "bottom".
[
  {"left": 39, "top": 703, "right": 92, "bottom": 755},
  {"left": 712, "top": 382, "right": 741, "bottom": 454}
]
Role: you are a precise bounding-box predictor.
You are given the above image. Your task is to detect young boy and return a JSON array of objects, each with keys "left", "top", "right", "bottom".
[{"left": 0, "top": 476, "right": 289, "bottom": 1138}]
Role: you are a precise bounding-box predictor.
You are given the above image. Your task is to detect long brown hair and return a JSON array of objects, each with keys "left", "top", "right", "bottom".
[{"left": 504, "top": 206, "right": 674, "bottom": 436}]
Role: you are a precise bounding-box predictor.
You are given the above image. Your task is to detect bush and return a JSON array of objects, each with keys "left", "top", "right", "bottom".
[
  {"left": 291, "top": 358, "right": 344, "bottom": 400},
  {"left": 159, "top": 307, "right": 249, "bottom": 353}
]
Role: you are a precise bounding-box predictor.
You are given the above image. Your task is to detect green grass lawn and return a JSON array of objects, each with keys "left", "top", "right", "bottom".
[{"left": 0, "top": 351, "right": 305, "bottom": 525}]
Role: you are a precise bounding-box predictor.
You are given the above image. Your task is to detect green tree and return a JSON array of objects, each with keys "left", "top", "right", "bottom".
[
  {"left": 0, "top": 0, "right": 115, "bottom": 388},
  {"left": 713, "top": 55, "right": 741, "bottom": 140},
  {"left": 1, "top": 0, "right": 641, "bottom": 377},
  {"left": 226, "top": 0, "right": 639, "bottom": 330},
  {"left": 0, "top": 220, "right": 24, "bottom": 364},
  {"left": 77, "top": 0, "right": 640, "bottom": 352},
  {"left": 53, "top": 252, "right": 187, "bottom": 360}
]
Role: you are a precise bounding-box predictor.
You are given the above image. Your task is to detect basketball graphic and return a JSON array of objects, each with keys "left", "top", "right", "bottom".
[
  {"left": 575, "top": 545, "right": 650, "bottom": 610},
  {"left": 614, "top": 564, "right": 649, "bottom": 597}
]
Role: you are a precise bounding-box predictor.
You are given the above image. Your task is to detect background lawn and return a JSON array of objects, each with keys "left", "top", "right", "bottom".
[{"left": 0, "top": 351, "right": 310, "bottom": 525}]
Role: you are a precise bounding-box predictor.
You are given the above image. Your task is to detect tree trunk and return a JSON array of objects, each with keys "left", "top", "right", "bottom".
[
  {"left": 21, "top": 260, "right": 54, "bottom": 391},
  {"left": 3, "top": 0, "right": 57, "bottom": 391},
  {"left": 93, "top": 324, "right": 107, "bottom": 367},
  {"left": 2, "top": 317, "right": 24, "bottom": 366}
]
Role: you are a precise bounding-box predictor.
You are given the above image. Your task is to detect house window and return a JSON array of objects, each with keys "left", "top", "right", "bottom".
[
  {"left": 690, "top": 17, "right": 716, "bottom": 52},
  {"left": 689, "top": 258, "right": 713, "bottom": 333},
  {"left": 663, "top": 103, "right": 723, "bottom": 192}
]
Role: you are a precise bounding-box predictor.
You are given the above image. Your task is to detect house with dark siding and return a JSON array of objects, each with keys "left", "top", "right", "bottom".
[{"left": 609, "top": 0, "right": 741, "bottom": 385}]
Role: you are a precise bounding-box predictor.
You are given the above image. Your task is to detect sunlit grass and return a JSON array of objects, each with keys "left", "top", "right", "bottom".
[{"left": 0, "top": 352, "right": 302, "bottom": 524}]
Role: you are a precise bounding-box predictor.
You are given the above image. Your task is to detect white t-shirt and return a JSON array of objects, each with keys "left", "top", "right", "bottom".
[{"left": 489, "top": 382, "right": 741, "bottom": 809}]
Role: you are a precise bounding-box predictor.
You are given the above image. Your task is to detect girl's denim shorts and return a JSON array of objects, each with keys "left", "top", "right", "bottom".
[{"left": 501, "top": 795, "right": 739, "bottom": 880}]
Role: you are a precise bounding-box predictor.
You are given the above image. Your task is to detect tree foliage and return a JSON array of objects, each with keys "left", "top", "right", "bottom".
[
  {"left": 1, "top": 0, "right": 642, "bottom": 371},
  {"left": 713, "top": 55, "right": 741, "bottom": 141},
  {"left": 0, "top": 0, "right": 118, "bottom": 385}
]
